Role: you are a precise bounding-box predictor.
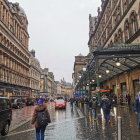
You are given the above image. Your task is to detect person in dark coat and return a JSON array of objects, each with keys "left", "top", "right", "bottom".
[
  {"left": 126, "top": 94, "right": 131, "bottom": 106},
  {"left": 91, "top": 96, "right": 98, "bottom": 120},
  {"left": 101, "top": 95, "right": 111, "bottom": 123},
  {"left": 31, "top": 98, "right": 51, "bottom": 140},
  {"left": 134, "top": 92, "right": 140, "bottom": 129}
]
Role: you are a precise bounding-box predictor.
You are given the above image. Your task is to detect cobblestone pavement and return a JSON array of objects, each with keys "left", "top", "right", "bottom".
[{"left": 1, "top": 103, "right": 140, "bottom": 140}]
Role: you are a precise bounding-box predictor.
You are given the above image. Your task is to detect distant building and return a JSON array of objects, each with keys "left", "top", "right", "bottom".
[
  {"left": 61, "top": 78, "right": 73, "bottom": 98},
  {"left": 29, "top": 50, "right": 41, "bottom": 97},
  {"left": 40, "top": 68, "right": 49, "bottom": 94},
  {"left": 56, "top": 81, "right": 61, "bottom": 95},
  {"left": 72, "top": 54, "right": 88, "bottom": 88},
  {"left": 40, "top": 68, "right": 56, "bottom": 97}
]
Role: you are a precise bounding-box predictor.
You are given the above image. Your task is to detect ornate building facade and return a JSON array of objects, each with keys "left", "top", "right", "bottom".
[
  {"left": 88, "top": 0, "right": 140, "bottom": 101},
  {"left": 29, "top": 50, "right": 41, "bottom": 97},
  {"left": 0, "top": 1, "right": 30, "bottom": 97}
]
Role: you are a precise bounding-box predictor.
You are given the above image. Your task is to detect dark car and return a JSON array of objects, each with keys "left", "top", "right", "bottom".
[
  {"left": 0, "top": 97, "right": 12, "bottom": 136},
  {"left": 11, "top": 98, "right": 24, "bottom": 109},
  {"left": 25, "top": 98, "right": 36, "bottom": 106}
]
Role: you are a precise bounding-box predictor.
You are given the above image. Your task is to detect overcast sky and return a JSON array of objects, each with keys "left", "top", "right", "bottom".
[{"left": 10, "top": 0, "right": 101, "bottom": 83}]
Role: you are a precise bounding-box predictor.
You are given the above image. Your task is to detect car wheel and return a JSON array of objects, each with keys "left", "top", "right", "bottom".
[{"left": 1, "top": 122, "right": 9, "bottom": 136}]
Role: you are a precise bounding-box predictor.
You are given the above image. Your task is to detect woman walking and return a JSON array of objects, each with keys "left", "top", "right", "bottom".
[{"left": 31, "top": 98, "right": 51, "bottom": 140}]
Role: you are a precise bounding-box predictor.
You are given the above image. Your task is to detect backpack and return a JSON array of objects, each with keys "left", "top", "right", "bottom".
[{"left": 36, "top": 109, "right": 48, "bottom": 127}]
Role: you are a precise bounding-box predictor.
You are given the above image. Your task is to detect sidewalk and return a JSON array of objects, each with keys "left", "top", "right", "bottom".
[{"left": 78, "top": 103, "right": 140, "bottom": 140}]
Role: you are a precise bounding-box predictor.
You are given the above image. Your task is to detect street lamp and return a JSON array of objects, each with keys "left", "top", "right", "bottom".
[
  {"left": 106, "top": 69, "right": 110, "bottom": 74},
  {"left": 83, "top": 67, "right": 86, "bottom": 72},
  {"left": 116, "top": 62, "right": 121, "bottom": 66}
]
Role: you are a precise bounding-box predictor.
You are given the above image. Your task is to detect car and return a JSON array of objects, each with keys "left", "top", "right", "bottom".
[
  {"left": 55, "top": 99, "right": 66, "bottom": 109},
  {"left": 25, "top": 98, "right": 36, "bottom": 106},
  {"left": 0, "top": 97, "right": 12, "bottom": 136},
  {"left": 10, "top": 98, "right": 24, "bottom": 109}
]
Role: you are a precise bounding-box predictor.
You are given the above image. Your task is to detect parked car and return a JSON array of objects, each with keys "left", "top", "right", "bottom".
[
  {"left": 55, "top": 99, "right": 66, "bottom": 109},
  {"left": 11, "top": 98, "right": 24, "bottom": 109},
  {"left": 25, "top": 98, "right": 36, "bottom": 106},
  {"left": 0, "top": 97, "right": 12, "bottom": 136}
]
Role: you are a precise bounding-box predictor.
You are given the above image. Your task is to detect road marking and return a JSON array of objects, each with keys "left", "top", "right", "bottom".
[{"left": 3, "top": 116, "right": 85, "bottom": 137}]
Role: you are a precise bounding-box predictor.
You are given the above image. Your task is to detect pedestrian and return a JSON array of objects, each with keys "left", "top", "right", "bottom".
[
  {"left": 134, "top": 92, "right": 140, "bottom": 129},
  {"left": 126, "top": 94, "right": 131, "bottom": 106},
  {"left": 70, "top": 98, "right": 74, "bottom": 108},
  {"left": 31, "top": 98, "right": 51, "bottom": 140},
  {"left": 91, "top": 96, "right": 98, "bottom": 120},
  {"left": 120, "top": 94, "right": 123, "bottom": 105},
  {"left": 101, "top": 94, "right": 111, "bottom": 124}
]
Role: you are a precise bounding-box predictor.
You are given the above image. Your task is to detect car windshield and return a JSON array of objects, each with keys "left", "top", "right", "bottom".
[
  {"left": 11, "top": 99, "right": 16, "bottom": 103},
  {"left": 57, "top": 97, "right": 64, "bottom": 100},
  {"left": 56, "top": 100, "right": 65, "bottom": 103}
]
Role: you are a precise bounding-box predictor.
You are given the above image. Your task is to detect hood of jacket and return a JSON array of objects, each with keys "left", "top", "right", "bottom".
[{"left": 35, "top": 104, "right": 46, "bottom": 112}]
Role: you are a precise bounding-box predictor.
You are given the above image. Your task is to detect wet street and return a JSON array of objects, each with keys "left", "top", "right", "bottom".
[{"left": 1, "top": 102, "right": 140, "bottom": 140}]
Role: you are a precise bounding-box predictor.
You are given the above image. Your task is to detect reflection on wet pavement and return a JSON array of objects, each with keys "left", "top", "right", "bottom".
[{"left": 1, "top": 103, "right": 140, "bottom": 140}]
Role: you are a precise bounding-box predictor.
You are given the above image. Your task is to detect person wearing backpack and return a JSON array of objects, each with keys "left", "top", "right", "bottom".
[
  {"left": 31, "top": 98, "right": 51, "bottom": 140},
  {"left": 91, "top": 96, "right": 98, "bottom": 120},
  {"left": 101, "top": 94, "right": 111, "bottom": 123}
]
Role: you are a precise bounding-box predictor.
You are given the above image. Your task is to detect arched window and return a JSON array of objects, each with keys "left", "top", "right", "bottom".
[
  {"left": 109, "top": 40, "right": 113, "bottom": 47},
  {"left": 130, "top": 11, "right": 138, "bottom": 35},
  {"left": 124, "top": 20, "right": 130, "bottom": 42},
  {"left": 123, "top": 0, "right": 130, "bottom": 13},
  {"left": 118, "top": 29, "right": 123, "bottom": 43},
  {"left": 114, "top": 34, "right": 118, "bottom": 44}
]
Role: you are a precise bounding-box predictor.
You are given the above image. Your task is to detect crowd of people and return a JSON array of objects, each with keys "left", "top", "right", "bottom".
[
  {"left": 69, "top": 91, "right": 140, "bottom": 128},
  {"left": 31, "top": 91, "right": 140, "bottom": 140}
]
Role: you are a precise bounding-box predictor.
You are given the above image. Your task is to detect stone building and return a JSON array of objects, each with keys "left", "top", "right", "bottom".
[
  {"left": 0, "top": 1, "right": 30, "bottom": 98},
  {"left": 40, "top": 68, "right": 48, "bottom": 94},
  {"left": 40, "top": 68, "right": 56, "bottom": 97},
  {"left": 61, "top": 78, "right": 73, "bottom": 98},
  {"left": 56, "top": 81, "right": 61, "bottom": 95},
  {"left": 72, "top": 53, "right": 88, "bottom": 87},
  {"left": 88, "top": 0, "right": 140, "bottom": 101},
  {"left": 29, "top": 50, "right": 41, "bottom": 97}
]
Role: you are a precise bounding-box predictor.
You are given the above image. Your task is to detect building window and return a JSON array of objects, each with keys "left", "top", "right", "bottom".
[
  {"left": 124, "top": 20, "right": 130, "bottom": 42},
  {"left": 130, "top": 11, "right": 138, "bottom": 35},
  {"left": 118, "top": 29, "right": 123, "bottom": 43}
]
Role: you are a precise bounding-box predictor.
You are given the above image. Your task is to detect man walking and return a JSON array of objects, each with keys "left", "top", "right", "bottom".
[
  {"left": 101, "top": 94, "right": 111, "bottom": 124},
  {"left": 32, "top": 98, "right": 51, "bottom": 140},
  {"left": 91, "top": 96, "right": 98, "bottom": 120}
]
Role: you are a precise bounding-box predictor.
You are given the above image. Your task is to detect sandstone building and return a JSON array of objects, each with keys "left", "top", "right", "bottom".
[
  {"left": 72, "top": 54, "right": 88, "bottom": 87},
  {"left": 88, "top": 0, "right": 140, "bottom": 101},
  {"left": 29, "top": 50, "right": 41, "bottom": 97},
  {"left": 40, "top": 68, "right": 57, "bottom": 96},
  {"left": 0, "top": 1, "right": 30, "bottom": 97}
]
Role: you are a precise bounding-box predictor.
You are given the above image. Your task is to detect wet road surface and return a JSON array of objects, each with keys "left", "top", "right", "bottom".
[{"left": 1, "top": 103, "right": 140, "bottom": 140}]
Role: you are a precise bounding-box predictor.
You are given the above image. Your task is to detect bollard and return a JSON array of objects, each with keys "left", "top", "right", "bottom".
[{"left": 117, "top": 116, "right": 122, "bottom": 140}]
